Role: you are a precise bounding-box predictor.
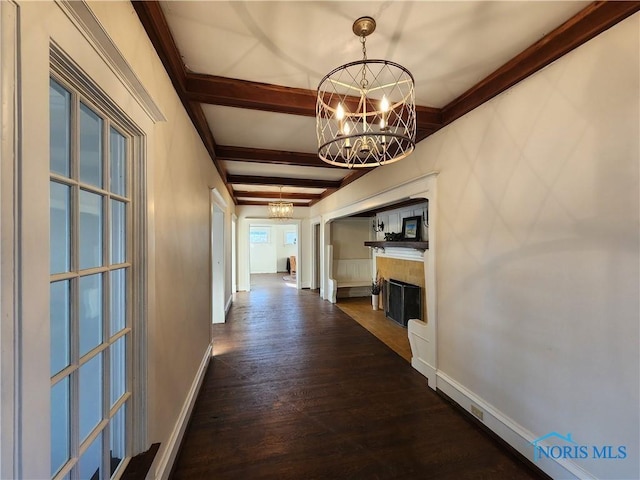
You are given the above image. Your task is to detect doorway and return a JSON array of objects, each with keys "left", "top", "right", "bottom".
[
  {"left": 312, "top": 222, "right": 321, "bottom": 292},
  {"left": 232, "top": 215, "right": 237, "bottom": 293},
  {"left": 248, "top": 221, "right": 300, "bottom": 289}
]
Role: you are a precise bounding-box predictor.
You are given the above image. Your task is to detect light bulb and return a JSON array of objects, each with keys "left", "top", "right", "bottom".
[
  {"left": 380, "top": 96, "right": 389, "bottom": 132},
  {"left": 380, "top": 96, "right": 389, "bottom": 113},
  {"left": 336, "top": 103, "right": 345, "bottom": 135},
  {"left": 344, "top": 123, "right": 351, "bottom": 149}
]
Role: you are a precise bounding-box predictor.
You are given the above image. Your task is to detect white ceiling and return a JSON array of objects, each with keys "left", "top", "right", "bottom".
[
  {"left": 151, "top": 1, "right": 593, "bottom": 207},
  {"left": 232, "top": 184, "right": 326, "bottom": 194},
  {"left": 163, "top": 1, "right": 587, "bottom": 106},
  {"left": 203, "top": 105, "right": 317, "bottom": 152},
  {"left": 224, "top": 160, "right": 348, "bottom": 181}
]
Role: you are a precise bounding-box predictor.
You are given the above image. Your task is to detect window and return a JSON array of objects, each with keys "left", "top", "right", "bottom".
[
  {"left": 50, "top": 77, "right": 132, "bottom": 479},
  {"left": 250, "top": 227, "right": 271, "bottom": 244},
  {"left": 284, "top": 231, "right": 297, "bottom": 245}
]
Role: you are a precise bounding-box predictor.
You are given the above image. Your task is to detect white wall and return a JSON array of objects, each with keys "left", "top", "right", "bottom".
[
  {"left": 249, "top": 224, "right": 297, "bottom": 274},
  {"left": 331, "top": 218, "right": 371, "bottom": 259},
  {"left": 249, "top": 225, "right": 277, "bottom": 273},
  {"left": 312, "top": 15, "right": 640, "bottom": 480},
  {"left": 87, "top": 6, "right": 236, "bottom": 475},
  {"left": 276, "top": 225, "right": 298, "bottom": 272}
]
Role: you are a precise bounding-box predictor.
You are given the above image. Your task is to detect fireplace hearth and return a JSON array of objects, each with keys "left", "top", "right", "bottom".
[{"left": 385, "top": 279, "right": 421, "bottom": 327}]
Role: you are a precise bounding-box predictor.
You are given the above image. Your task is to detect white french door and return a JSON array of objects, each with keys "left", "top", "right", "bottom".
[{"left": 49, "top": 76, "right": 132, "bottom": 480}]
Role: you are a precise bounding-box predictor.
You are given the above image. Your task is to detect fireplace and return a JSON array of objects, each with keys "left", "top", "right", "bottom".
[{"left": 385, "top": 279, "right": 421, "bottom": 327}]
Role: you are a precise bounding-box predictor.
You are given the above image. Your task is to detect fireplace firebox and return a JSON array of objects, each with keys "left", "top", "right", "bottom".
[{"left": 385, "top": 279, "right": 421, "bottom": 327}]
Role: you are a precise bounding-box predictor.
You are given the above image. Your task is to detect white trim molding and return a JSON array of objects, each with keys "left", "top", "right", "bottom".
[
  {"left": 374, "top": 247, "right": 424, "bottom": 262},
  {"left": 149, "top": 344, "right": 212, "bottom": 480},
  {"left": 0, "top": 2, "right": 19, "bottom": 477},
  {"left": 225, "top": 294, "right": 233, "bottom": 315},
  {"left": 323, "top": 172, "right": 438, "bottom": 223},
  {"left": 209, "top": 187, "right": 227, "bottom": 211},
  {"left": 55, "top": 0, "right": 165, "bottom": 123},
  {"left": 407, "top": 320, "right": 436, "bottom": 387}
]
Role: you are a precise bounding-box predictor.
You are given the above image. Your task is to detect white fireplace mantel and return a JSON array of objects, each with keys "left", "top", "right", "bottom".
[{"left": 371, "top": 246, "right": 425, "bottom": 262}]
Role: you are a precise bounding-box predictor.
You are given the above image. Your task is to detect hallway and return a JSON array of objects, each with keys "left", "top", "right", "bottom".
[{"left": 171, "top": 274, "right": 544, "bottom": 479}]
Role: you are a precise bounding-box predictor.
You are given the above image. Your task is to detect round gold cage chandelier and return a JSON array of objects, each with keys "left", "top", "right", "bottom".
[
  {"left": 316, "top": 16, "right": 416, "bottom": 168},
  {"left": 268, "top": 187, "right": 294, "bottom": 219}
]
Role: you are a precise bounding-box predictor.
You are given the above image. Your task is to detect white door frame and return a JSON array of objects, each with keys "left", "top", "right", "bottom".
[
  {"left": 210, "top": 188, "right": 226, "bottom": 325},
  {"left": 1, "top": 3, "right": 19, "bottom": 476},
  {"left": 309, "top": 216, "right": 321, "bottom": 291},
  {"left": 231, "top": 214, "right": 237, "bottom": 293}
]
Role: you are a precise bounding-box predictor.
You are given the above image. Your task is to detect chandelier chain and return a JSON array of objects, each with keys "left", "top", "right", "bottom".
[{"left": 360, "top": 35, "right": 368, "bottom": 89}]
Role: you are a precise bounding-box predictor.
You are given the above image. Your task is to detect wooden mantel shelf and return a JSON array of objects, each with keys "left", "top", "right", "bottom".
[{"left": 364, "top": 241, "right": 429, "bottom": 251}]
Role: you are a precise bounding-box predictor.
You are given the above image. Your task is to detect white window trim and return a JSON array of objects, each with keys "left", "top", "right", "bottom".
[
  {"left": 49, "top": 73, "right": 134, "bottom": 479},
  {"left": 0, "top": 1, "right": 20, "bottom": 478},
  {"left": 7, "top": 2, "right": 159, "bottom": 477},
  {"left": 56, "top": 0, "right": 165, "bottom": 124},
  {"left": 51, "top": 44, "right": 150, "bottom": 466}
]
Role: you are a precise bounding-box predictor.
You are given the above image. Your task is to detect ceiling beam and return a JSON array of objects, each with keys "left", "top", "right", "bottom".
[
  {"left": 132, "top": 1, "right": 239, "bottom": 202},
  {"left": 217, "top": 145, "right": 326, "bottom": 168},
  {"left": 442, "top": 1, "right": 640, "bottom": 126},
  {"left": 338, "top": 170, "right": 371, "bottom": 190},
  {"left": 187, "top": 73, "right": 317, "bottom": 117},
  {"left": 227, "top": 175, "right": 341, "bottom": 189},
  {"left": 185, "top": 72, "right": 442, "bottom": 130},
  {"left": 415, "top": 107, "right": 442, "bottom": 130},
  {"left": 233, "top": 190, "right": 323, "bottom": 201},
  {"left": 236, "top": 200, "right": 311, "bottom": 207},
  {"left": 132, "top": 0, "right": 185, "bottom": 90}
]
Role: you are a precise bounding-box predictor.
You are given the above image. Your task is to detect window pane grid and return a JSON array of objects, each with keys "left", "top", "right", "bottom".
[
  {"left": 50, "top": 182, "right": 72, "bottom": 275},
  {"left": 51, "top": 365, "right": 76, "bottom": 387},
  {"left": 51, "top": 376, "right": 70, "bottom": 476},
  {"left": 79, "top": 273, "right": 103, "bottom": 357},
  {"left": 50, "top": 266, "right": 131, "bottom": 292},
  {"left": 52, "top": 457, "right": 73, "bottom": 480},
  {"left": 49, "top": 174, "right": 77, "bottom": 188},
  {"left": 109, "top": 392, "right": 131, "bottom": 418},
  {"left": 78, "top": 431, "right": 103, "bottom": 480},
  {"left": 79, "top": 418, "right": 109, "bottom": 454},
  {"left": 109, "top": 193, "right": 130, "bottom": 204},
  {"left": 51, "top": 174, "right": 132, "bottom": 201},
  {"left": 50, "top": 74, "right": 133, "bottom": 480},
  {"left": 79, "top": 102, "right": 103, "bottom": 188},
  {"left": 82, "top": 178, "right": 129, "bottom": 198},
  {"left": 78, "top": 342, "right": 108, "bottom": 368},
  {"left": 52, "top": 378, "right": 131, "bottom": 480},
  {"left": 50, "top": 280, "right": 71, "bottom": 376},
  {"left": 50, "top": 79, "right": 71, "bottom": 176},
  {"left": 109, "top": 327, "right": 131, "bottom": 344}
]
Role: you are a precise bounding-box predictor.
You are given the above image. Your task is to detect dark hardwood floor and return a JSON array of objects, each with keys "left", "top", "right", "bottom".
[{"left": 171, "top": 274, "right": 543, "bottom": 479}]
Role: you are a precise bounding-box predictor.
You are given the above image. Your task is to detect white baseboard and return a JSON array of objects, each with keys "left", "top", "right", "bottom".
[
  {"left": 411, "top": 357, "right": 436, "bottom": 390},
  {"left": 149, "top": 344, "right": 212, "bottom": 480},
  {"left": 435, "top": 371, "right": 593, "bottom": 480},
  {"left": 225, "top": 294, "right": 233, "bottom": 315}
]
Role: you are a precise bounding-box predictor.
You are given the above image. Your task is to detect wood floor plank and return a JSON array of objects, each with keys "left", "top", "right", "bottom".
[{"left": 171, "top": 274, "right": 545, "bottom": 479}]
